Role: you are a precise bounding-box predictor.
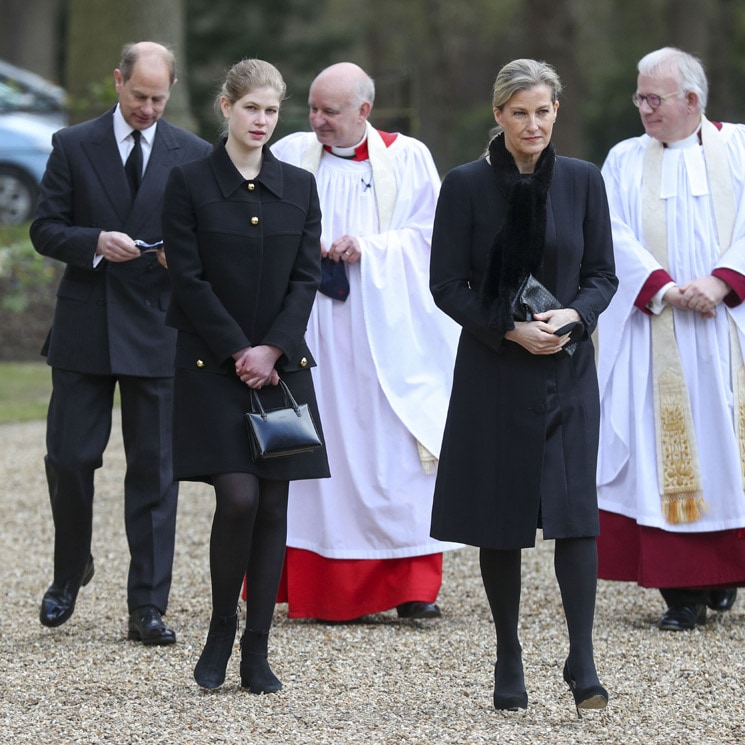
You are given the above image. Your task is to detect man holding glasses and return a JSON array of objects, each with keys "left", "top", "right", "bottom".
[
  {"left": 595, "top": 47, "right": 745, "bottom": 630},
  {"left": 31, "top": 42, "right": 211, "bottom": 644}
]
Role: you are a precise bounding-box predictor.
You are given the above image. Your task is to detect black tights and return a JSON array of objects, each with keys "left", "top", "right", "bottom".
[
  {"left": 210, "top": 473, "right": 288, "bottom": 631},
  {"left": 480, "top": 536, "right": 600, "bottom": 693}
]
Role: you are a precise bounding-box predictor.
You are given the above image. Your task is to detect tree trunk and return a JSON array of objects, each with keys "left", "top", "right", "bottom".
[
  {"left": 699, "top": 0, "right": 738, "bottom": 122},
  {"left": 0, "top": 0, "right": 64, "bottom": 82},
  {"left": 666, "top": 0, "right": 713, "bottom": 59},
  {"left": 65, "top": 0, "right": 197, "bottom": 131},
  {"left": 522, "top": 0, "right": 583, "bottom": 158}
]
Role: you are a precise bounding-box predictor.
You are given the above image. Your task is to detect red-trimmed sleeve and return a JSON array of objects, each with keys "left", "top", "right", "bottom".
[
  {"left": 712, "top": 268, "right": 745, "bottom": 307},
  {"left": 636, "top": 269, "right": 674, "bottom": 313}
]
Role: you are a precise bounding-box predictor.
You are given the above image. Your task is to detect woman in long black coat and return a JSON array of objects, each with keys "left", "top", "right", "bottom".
[
  {"left": 162, "top": 59, "right": 329, "bottom": 692},
  {"left": 429, "top": 59, "right": 617, "bottom": 715}
]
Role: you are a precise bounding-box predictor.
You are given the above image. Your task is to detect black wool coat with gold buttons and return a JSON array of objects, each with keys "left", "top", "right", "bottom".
[{"left": 162, "top": 141, "right": 330, "bottom": 483}]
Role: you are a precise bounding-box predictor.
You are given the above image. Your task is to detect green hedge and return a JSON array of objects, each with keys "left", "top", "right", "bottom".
[
  {"left": 0, "top": 223, "right": 60, "bottom": 312},
  {"left": 0, "top": 223, "right": 60, "bottom": 361}
]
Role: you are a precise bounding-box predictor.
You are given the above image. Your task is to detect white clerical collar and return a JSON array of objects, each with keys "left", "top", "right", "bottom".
[
  {"left": 665, "top": 128, "right": 701, "bottom": 150},
  {"left": 329, "top": 132, "right": 367, "bottom": 159}
]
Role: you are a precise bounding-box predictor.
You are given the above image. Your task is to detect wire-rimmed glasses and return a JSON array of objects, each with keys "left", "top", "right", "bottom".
[{"left": 632, "top": 91, "right": 681, "bottom": 109}]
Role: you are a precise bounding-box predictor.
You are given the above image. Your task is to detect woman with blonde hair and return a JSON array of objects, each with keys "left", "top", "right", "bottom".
[
  {"left": 162, "top": 59, "right": 329, "bottom": 691},
  {"left": 430, "top": 58, "right": 617, "bottom": 715}
]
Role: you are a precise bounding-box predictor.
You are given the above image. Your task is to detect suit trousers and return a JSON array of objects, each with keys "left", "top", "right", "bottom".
[{"left": 45, "top": 368, "right": 178, "bottom": 613}]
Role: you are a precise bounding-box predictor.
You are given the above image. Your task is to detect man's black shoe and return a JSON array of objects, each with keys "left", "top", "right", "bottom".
[
  {"left": 707, "top": 588, "right": 737, "bottom": 612},
  {"left": 658, "top": 603, "right": 706, "bottom": 631},
  {"left": 39, "top": 556, "right": 94, "bottom": 628},
  {"left": 128, "top": 605, "right": 176, "bottom": 646},
  {"left": 396, "top": 601, "right": 442, "bottom": 619}
]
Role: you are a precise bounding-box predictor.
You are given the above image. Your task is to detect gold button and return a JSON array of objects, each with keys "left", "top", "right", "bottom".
[
  {"left": 247, "top": 182, "right": 255, "bottom": 190},
  {"left": 300, "top": 357, "right": 308, "bottom": 367},
  {"left": 251, "top": 216, "right": 259, "bottom": 225},
  {"left": 196, "top": 359, "right": 205, "bottom": 368}
]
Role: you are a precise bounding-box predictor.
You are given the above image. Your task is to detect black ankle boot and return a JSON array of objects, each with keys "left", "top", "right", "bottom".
[
  {"left": 240, "top": 629, "right": 282, "bottom": 694},
  {"left": 194, "top": 613, "right": 238, "bottom": 689}
]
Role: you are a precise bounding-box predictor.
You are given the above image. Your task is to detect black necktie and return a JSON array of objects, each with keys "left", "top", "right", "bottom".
[{"left": 125, "top": 129, "right": 142, "bottom": 195}]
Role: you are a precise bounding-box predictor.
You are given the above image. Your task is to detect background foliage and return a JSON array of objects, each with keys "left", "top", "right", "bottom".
[
  {"left": 0, "top": 224, "right": 61, "bottom": 362},
  {"left": 2, "top": 0, "right": 745, "bottom": 367},
  {"left": 3, "top": 0, "right": 745, "bottom": 171}
]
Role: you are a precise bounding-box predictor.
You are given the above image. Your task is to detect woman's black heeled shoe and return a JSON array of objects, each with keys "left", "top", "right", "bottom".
[
  {"left": 193, "top": 613, "right": 238, "bottom": 689},
  {"left": 562, "top": 661, "right": 608, "bottom": 718},
  {"left": 493, "top": 661, "right": 528, "bottom": 711},
  {"left": 493, "top": 690, "right": 528, "bottom": 712}
]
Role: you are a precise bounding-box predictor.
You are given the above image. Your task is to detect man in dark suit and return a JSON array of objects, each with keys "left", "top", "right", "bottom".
[{"left": 31, "top": 41, "right": 212, "bottom": 645}]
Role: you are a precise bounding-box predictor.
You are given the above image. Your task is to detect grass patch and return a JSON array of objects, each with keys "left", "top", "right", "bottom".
[
  {"left": 0, "top": 362, "right": 51, "bottom": 424},
  {"left": 0, "top": 362, "right": 126, "bottom": 425}
]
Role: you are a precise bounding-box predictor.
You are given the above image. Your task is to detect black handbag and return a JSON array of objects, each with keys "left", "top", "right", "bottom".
[
  {"left": 244, "top": 379, "right": 322, "bottom": 460},
  {"left": 510, "top": 274, "right": 582, "bottom": 355}
]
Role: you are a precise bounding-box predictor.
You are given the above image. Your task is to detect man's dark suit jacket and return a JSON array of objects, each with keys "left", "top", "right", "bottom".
[{"left": 31, "top": 107, "right": 213, "bottom": 376}]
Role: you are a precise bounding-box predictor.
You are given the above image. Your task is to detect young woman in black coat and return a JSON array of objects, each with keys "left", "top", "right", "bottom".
[
  {"left": 162, "top": 59, "right": 329, "bottom": 692},
  {"left": 429, "top": 59, "right": 617, "bottom": 715}
]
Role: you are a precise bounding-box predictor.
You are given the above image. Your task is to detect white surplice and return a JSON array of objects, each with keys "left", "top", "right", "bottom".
[
  {"left": 597, "top": 123, "right": 745, "bottom": 533},
  {"left": 272, "top": 130, "right": 461, "bottom": 558}
]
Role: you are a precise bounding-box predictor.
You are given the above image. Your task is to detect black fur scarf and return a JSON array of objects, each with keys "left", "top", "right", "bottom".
[{"left": 480, "top": 134, "right": 556, "bottom": 333}]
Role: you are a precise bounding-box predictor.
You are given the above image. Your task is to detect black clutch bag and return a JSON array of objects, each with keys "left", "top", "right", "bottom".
[
  {"left": 244, "top": 379, "right": 322, "bottom": 460},
  {"left": 511, "top": 273, "right": 560, "bottom": 320},
  {"left": 510, "top": 274, "right": 581, "bottom": 355}
]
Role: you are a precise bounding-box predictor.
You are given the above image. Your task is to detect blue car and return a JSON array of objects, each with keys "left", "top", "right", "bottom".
[
  {"left": 0, "top": 112, "right": 57, "bottom": 224},
  {"left": 0, "top": 59, "right": 67, "bottom": 128}
]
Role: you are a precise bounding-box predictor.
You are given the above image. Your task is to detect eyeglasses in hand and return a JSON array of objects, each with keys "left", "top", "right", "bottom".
[{"left": 134, "top": 239, "right": 164, "bottom": 254}]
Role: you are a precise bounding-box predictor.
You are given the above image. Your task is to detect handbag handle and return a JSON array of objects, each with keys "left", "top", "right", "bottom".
[{"left": 249, "top": 378, "right": 302, "bottom": 420}]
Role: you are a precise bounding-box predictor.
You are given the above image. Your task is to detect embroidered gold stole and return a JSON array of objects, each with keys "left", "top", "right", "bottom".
[{"left": 643, "top": 118, "right": 743, "bottom": 523}]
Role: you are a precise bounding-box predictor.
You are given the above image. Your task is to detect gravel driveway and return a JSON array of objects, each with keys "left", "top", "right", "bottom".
[{"left": 1, "top": 416, "right": 743, "bottom": 744}]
